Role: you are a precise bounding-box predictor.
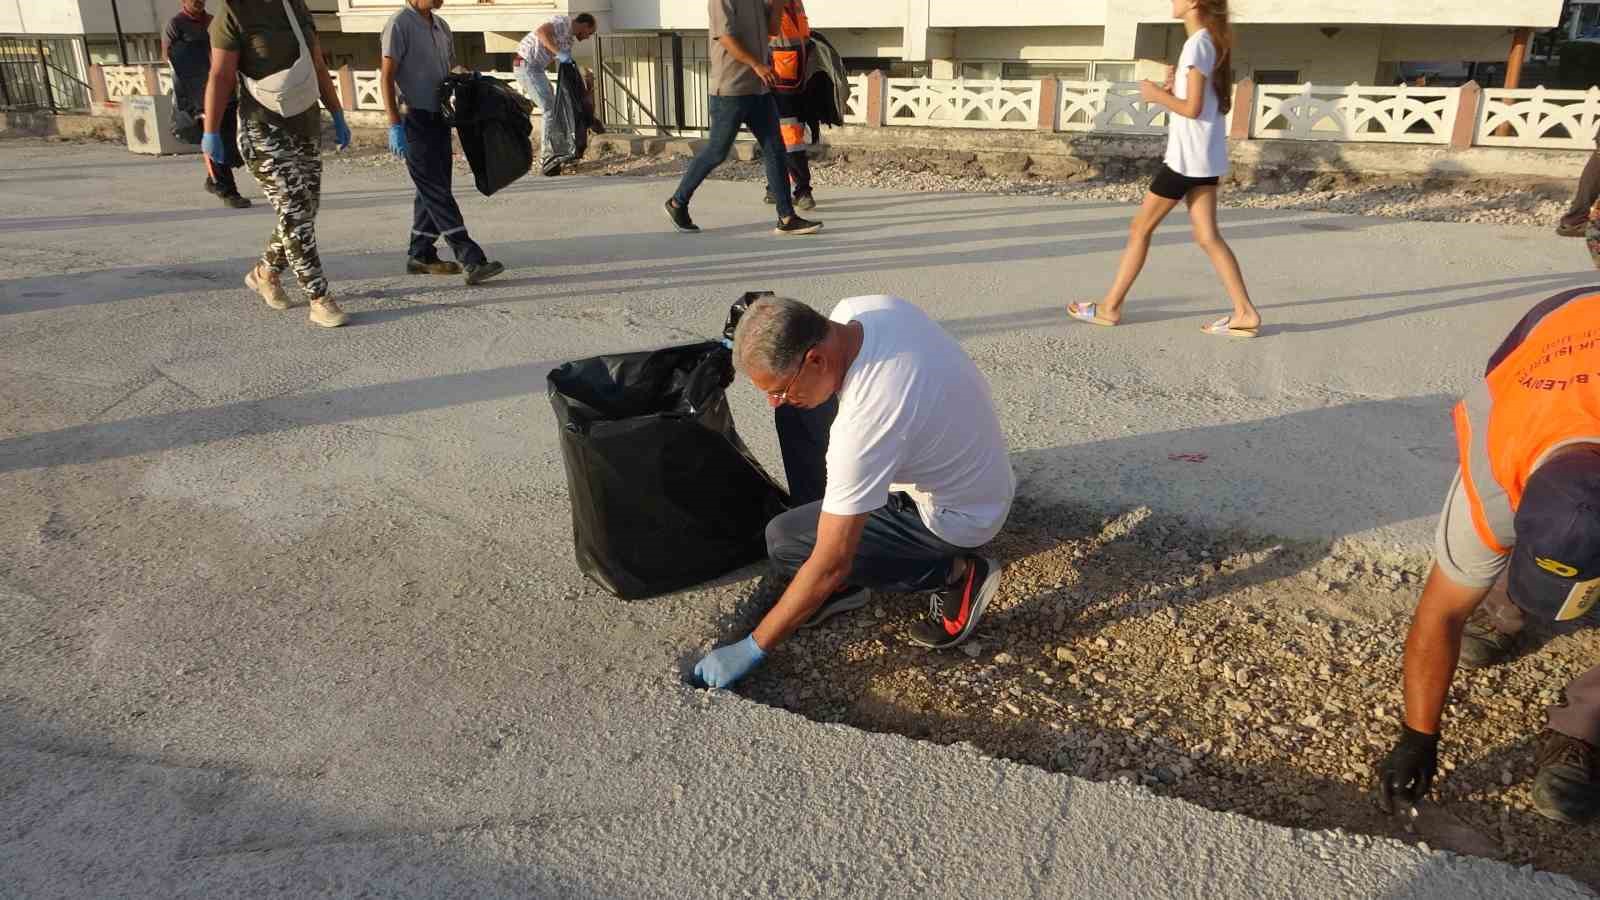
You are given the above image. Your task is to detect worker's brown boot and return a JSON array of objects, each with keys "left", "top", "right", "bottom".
[
  {"left": 1458, "top": 613, "right": 1519, "bottom": 670},
  {"left": 1533, "top": 730, "right": 1600, "bottom": 826}
]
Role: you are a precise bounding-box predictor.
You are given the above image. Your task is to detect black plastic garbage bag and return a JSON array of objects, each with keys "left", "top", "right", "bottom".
[
  {"left": 548, "top": 342, "right": 790, "bottom": 599},
  {"left": 439, "top": 72, "right": 534, "bottom": 197},
  {"left": 542, "top": 60, "right": 591, "bottom": 175}
]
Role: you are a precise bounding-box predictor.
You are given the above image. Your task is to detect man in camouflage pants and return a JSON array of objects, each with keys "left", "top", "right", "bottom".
[
  {"left": 239, "top": 119, "right": 329, "bottom": 302},
  {"left": 204, "top": 0, "right": 351, "bottom": 327}
]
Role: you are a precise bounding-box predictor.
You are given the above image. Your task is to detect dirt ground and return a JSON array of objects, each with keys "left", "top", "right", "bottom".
[{"left": 735, "top": 500, "right": 1600, "bottom": 889}]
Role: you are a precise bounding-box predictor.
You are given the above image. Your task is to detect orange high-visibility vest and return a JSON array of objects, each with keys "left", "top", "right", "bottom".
[
  {"left": 1454, "top": 288, "right": 1600, "bottom": 554},
  {"left": 770, "top": 0, "right": 809, "bottom": 94}
]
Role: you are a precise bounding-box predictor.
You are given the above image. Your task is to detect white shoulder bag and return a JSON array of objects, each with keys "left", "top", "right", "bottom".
[{"left": 241, "top": 0, "right": 321, "bottom": 117}]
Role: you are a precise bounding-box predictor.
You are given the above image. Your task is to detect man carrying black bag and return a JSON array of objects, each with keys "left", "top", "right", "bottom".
[
  {"left": 381, "top": 0, "right": 505, "bottom": 285},
  {"left": 164, "top": 0, "right": 250, "bottom": 209}
]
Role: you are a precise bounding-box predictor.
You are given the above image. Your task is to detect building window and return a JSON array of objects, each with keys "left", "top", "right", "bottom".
[
  {"left": 841, "top": 58, "right": 930, "bottom": 77},
  {"left": 960, "top": 60, "right": 1135, "bottom": 82},
  {"left": 1001, "top": 61, "right": 1088, "bottom": 81},
  {"left": 1092, "top": 61, "right": 1136, "bottom": 82},
  {"left": 1253, "top": 69, "right": 1301, "bottom": 85}
]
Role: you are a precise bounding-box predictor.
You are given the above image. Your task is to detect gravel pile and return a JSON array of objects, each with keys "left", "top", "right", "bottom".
[
  {"left": 733, "top": 502, "right": 1600, "bottom": 889},
  {"left": 570, "top": 152, "right": 1573, "bottom": 229},
  {"left": 323, "top": 143, "right": 1572, "bottom": 228}
]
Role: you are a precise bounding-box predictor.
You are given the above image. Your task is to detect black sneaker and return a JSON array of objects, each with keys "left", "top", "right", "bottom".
[
  {"left": 464, "top": 260, "right": 505, "bottom": 285},
  {"left": 219, "top": 192, "right": 251, "bottom": 209},
  {"left": 665, "top": 199, "right": 700, "bottom": 233},
  {"left": 763, "top": 190, "right": 777, "bottom": 205},
  {"left": 407, "top": 256, "right": 462, "bottom": 275},
  {"left": 774, "top": 214, "right": 822, "bottom": 236},
  {"left": 204, "top": 177, "right": 220, "bottom": 197},
  {"left": 907, "top": 557, "right": 1000, "bottom": 649},
  {"left": 1533, "top": 730, "right": 1600, "bottom": 825},
  {"left": 793, "top": 191, "right": 816, "bottom": 212},
  {"left": 1557, "top": 220, "right": 1588, "bottom": 238},
  {"left": 801, "top": 587, "right": 869, "bottom": 629},
  {"left": 1458, "top": 614, "right": 1519, "bottom": 669}
]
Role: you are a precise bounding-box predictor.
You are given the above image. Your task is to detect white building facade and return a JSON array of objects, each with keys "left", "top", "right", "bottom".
[
  {"left": 0, "top": 0, "right": 354, "bottom": 111},
  {"left": 325, "top": 0, "right": 1562, "bottom": 131},
  {"left": 329, "top": 0, "right": 1562, "bottom": 78}
]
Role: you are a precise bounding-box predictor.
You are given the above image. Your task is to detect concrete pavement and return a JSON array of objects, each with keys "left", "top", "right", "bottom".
[{"left": 0, "top": 140, "right": 1594, "bottom": 898}]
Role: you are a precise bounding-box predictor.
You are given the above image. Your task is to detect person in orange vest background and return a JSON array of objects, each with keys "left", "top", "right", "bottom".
[
  {"left": 766, "top": 0, "right": 818, "bottom": 211},
  {"left": 1377, "top": 287, "right": 1600, "bottom": 826}
]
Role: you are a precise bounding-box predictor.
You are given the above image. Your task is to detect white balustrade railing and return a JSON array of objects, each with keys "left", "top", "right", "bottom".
[
  {"left": 103, "top": 65, "right": 147, "bottom": 100},
  {"left": 1057, "top": 80, "right": 1169, "bottom": 134},
  {"left": 1253, "top": 82, "right": 1459, "bottom": 145},
  {"left": 885, "top": 77, "right": 1039, "bottom": 129},
  {"left": 843, "top": 73, "right": 868, "bottom": 125},
  {"left": 1476, "top": 86, "right": 1600, "bottom": 149},
  {"left": 84, "top": 63, "right": 1600, "bottom": 153},
  {"left": 350, "top": 69, "right": 384, "bottom": 110}
]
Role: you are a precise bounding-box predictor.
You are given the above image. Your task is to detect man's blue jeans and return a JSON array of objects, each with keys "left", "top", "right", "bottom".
[{"left": 671, "top": 93, "right": 794, "bottom": 220}]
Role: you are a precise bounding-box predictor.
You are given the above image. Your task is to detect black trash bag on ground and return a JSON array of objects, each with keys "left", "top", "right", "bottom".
[
  {"left": 439, "top": 72, "right": 534, "bottom": 197},
  {"left": 548, "top": 342, "right": 790, "bottom": 599},
  {"left": 542, "top": 60, "right": 591, "bottom": 176}
]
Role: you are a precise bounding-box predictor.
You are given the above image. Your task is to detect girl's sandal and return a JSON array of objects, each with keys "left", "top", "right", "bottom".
[
  {"left": 1067, "top": 301, "right": 1119, "bottom": 327},
  {"left": 1201, "top": 315, "right": 1260, "bottom": 338}
]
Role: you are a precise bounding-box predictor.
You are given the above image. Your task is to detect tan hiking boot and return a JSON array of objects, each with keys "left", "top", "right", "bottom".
[
  {"left": 307, "top": 296, "right": 349, "bottom": 328},
  {"left": 244, "top": 264, "right": 292, "bottom": 310}
]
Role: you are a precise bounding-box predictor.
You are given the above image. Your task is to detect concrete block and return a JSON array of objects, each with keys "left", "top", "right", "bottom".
[
  {"left": 1029, "top": 155, "right": 1091, "bottom": 180},
  {"left": 978, "top": 151, "right": 1031, "bottom": 178},
  {"left": 660, "top": 138, "right": 707, "bottom": 157},
  {"left": 591, "top": 134, "right": 657, "bottom": 157},
  {"left": 121, "top": 94, "right": 196, "bottom": 155},
  {"left": 733, "top": 141, "right": 761, "bottom": 162},
  {"left": 54, "top": 114, "right": 123, "bottom": 142}
]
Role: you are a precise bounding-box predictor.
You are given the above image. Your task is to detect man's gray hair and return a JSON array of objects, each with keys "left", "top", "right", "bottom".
[{"left": 732, "top": 296, "right": 830, "bottom": 376}]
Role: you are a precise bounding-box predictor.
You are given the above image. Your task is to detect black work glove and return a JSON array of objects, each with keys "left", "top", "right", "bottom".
[{"left": 1377, "top": 725, "right": 1440, "bottom": 813}]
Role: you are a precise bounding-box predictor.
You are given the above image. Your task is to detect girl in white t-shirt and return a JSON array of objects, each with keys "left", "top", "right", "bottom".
[{"left": 1067, "top": 0, "right": 1262, "bottom": 338}]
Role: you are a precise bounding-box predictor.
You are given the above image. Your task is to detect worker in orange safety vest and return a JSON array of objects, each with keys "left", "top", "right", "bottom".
[
  {"left": 1377, "top": 287, "right": 1600, "bottom": 827},
  {"left": 765, "top": 0, "right": 818, "bottom": 211}
]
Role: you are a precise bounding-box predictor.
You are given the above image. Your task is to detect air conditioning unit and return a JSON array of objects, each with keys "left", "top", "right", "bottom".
[{"left": 122, "top": 94, "right": 197, "bottom": 155}]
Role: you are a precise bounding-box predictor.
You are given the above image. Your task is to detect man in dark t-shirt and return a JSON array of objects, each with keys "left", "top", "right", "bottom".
[{"left": 163, "top": 0, "right": 249, "bottom": 208}]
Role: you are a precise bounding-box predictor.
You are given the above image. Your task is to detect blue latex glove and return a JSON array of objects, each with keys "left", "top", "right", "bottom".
[
  {"left": 331, "top": 109, "right": 352, "bottom": 150},
  {"left": 201, "top": 131, "right": 227, "bottom": 166},
  {"left": 694, "top": 635, "right": 766, "bottom": 689},
  {"left": 556, "top": 50, "right": 573, "bottom": 64},
  {"left": 387, "top": 123, "right": 407, "bottom": 157}
]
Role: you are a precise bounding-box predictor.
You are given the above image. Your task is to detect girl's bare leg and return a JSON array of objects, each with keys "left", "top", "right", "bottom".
[
  {"left": 1185, "top": 186, "right": 1260, "bottom": 329},
  {"left": 1096, "top": 191, "right": 1183, "bottom": 322}
]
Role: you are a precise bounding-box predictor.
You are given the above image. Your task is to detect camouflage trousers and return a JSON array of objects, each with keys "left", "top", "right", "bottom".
[{"left": 238, "top": 119, "right": 327, "bottom": 298}]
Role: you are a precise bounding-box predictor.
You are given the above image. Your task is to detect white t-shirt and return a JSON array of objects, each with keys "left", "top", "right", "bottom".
[
  {"left": 821, "top": 295, "right": 1016, "bottom": 548},
  {"left": 1163, "top": 28, "right": 1229, "bottom": 179},
  {"left": 516, "top": 15, "right": 572, "bottom": 70}
]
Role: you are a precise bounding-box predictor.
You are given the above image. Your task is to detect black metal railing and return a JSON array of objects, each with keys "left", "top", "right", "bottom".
[
  {"left": 593, "top": 33, "right": 710, "bottom": 135},
  {"left": 0, "top": 37, "right": 90, "bottom": 112}
]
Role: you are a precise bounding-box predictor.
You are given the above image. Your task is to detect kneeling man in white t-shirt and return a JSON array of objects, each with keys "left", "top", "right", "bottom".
[{"left": 694, "top": 295, "right": 1016, "bottom": 688}]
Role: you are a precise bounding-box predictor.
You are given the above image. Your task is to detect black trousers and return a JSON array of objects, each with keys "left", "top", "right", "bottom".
[
  {"left": 1564, "top": 149, "right": 1600, "bottom": 228},
  {"left": 785, "top": 149, "right": 812, "bottom": 195},
  {"left": 767, "top": 399, "right": 965, "bottom": 593},
  {"left": 404, "top": 109, "right": 486, "bottom": 266}
]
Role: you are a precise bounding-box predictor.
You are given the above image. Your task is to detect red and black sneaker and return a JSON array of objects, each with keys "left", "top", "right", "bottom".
[{"left": 907, "top": 556, "right": 1000, "bottom": 649}]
